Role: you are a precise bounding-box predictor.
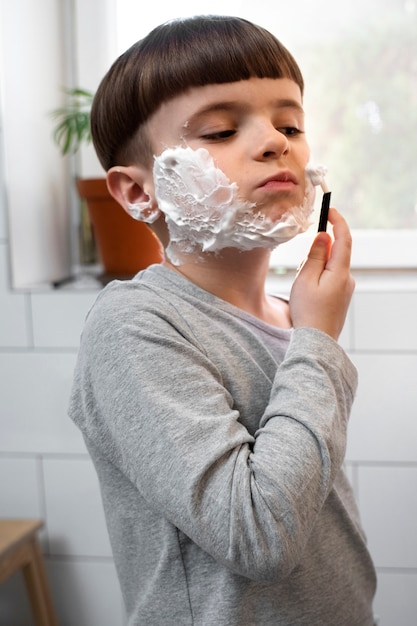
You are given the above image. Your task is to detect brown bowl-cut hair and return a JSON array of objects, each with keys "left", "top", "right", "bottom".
[{"left": 91, "top": 15, "right": 304, "bottom": 171}]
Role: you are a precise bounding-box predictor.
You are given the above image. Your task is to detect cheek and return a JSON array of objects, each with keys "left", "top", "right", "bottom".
[
  {"left": 298, "top": 139, "right": 311, "bottom": 165},
  {"left": 298, "top": 144, "right": 312, "bottom": 187},
  {"left": 206, "top": 151, "right": 246, "bottom": 185}
]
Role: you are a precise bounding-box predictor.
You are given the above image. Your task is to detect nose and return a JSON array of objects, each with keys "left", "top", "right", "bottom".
[{"left": 252, "top": 122, "right": 289, "bottom": 160}]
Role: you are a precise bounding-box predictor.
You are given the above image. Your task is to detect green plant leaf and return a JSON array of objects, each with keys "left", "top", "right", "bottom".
[{"left": 50, "top": 88, "right": 94, "bottom": 155}]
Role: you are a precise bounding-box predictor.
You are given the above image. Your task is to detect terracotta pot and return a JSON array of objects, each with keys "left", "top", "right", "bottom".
[{"left": 76, "top": 178, "right": 163, "bottom": 277}]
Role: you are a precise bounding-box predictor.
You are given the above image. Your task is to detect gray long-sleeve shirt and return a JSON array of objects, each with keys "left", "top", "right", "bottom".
[{"left": 69, "top": 264, "right": 377, "bottom": 625}]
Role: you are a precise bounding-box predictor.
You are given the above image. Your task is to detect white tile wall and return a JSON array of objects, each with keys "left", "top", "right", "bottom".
[
  {"left": 0, "top": 194, "right": 6, "bottom": 242},
  {"left": 346, "top": 353, "right": 417, "bottom": 462},
  {"left": 0, "top": 243, "right": 31, "bottom": 347},
  {"left": 43, "top": 457, "right": 113, "bottom": 557},
  {"left": 46, "top": 558, "right": 125, "bottom": 626},
  {"left": 0, "top": 351, "right": 85, "bottom": 454},
  {"left": 353, "top": 291, "right": 417, "bottom": 351},
  {"left": 358, "top": 466, "right": 417, "bottom": 569},
  {"left": 0, "top": 456, "right": 43, "bottom": 519},
  {"left": 31, "top": 291, "right": 98, "bottom": 349},
  {"left": 1, "top": 218, "right": 417, "bottom": 624},
  {"left": 374, "top": 571, "right": 417, "bottom": 626}
]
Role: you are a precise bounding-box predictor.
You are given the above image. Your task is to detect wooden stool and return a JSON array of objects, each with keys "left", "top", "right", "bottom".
[{"left": 0, "top": 519, "right": 58, "bottom": 626}]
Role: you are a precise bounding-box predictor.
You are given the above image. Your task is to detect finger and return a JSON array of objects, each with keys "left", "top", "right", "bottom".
[{"left": 325, "top": 208, "right": 353, "bottom": 271}]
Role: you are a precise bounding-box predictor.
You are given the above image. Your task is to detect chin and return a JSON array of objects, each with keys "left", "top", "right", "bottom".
[{"left": 257, "top": 204, "right": 296, "bottom": 223}]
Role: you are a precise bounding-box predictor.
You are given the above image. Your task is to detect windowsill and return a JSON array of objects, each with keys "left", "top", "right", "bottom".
[
  {"left": 266, "top": 267, "right": 417, "bottom": 295},
  {"left": 7, "top": 227, "right": 417, "bottom": 294},
  {"left": 11, "top": 266, "right": 110, "bottom": 293},
  {"left": 13, "top": 265, "right": 417, "bottom": 296},
  {"left": 270, "top": 229, "right": 417, "bottom": 271}
]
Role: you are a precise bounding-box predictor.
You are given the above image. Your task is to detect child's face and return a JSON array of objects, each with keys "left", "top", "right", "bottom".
[
  {"left": 138, "top": 77, "right": 315, "bottom": 263},
  {"left": 146, "top": 77, "right": 310, "bottom": 221}
]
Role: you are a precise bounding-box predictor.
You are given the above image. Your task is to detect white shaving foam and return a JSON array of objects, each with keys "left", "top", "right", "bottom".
[
  {"left": 305, "top": 163, "right": 328, "bottom": 188},
  {"left": 126, "top": 198, "right": 161, "bottom": 224},
  {"left": 153, "top": 146, "right": 321, "bottom": 265}
]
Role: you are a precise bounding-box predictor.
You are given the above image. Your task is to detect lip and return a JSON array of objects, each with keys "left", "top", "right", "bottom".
[{"left": 258, "top": 171, "right": 298, "bottom": 189}]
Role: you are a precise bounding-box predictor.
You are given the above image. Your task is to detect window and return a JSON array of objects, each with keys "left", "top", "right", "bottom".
[
  {"left": 4, "top": 0, "right": 415, "bottom": 288},
  {"left": 115, "top": 0, "right": 417, "bottom": 269}
]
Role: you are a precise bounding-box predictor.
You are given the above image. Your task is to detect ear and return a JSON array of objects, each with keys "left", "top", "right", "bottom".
[{"left": 106, "top": 165, "right": 162, "bottom": 223}]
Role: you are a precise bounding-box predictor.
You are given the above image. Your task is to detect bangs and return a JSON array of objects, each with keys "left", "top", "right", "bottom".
[{"left": 138, "top": 16, "right": 304, "bottom": 119}]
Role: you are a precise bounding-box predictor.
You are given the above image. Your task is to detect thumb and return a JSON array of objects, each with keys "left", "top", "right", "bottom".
[
  {"left": 308, "top": 232, "right": 332, "bottom": 263},
  {"left": 297, "top": 232, "right": 331, "bottom": 276}
]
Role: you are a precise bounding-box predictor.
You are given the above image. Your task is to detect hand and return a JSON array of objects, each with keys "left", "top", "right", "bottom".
[{"left": 289, "top": 208, "right": 355, "bottom": 341}]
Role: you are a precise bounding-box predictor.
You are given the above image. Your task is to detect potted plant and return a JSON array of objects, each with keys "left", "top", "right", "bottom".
[{"left": 51, "top": 88, "right": 163, "bottom": 279}]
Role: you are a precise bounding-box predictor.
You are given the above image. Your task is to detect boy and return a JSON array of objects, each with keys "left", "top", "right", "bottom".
[{"left": 69, "top": 15, "right": 377, "bottom": 625}]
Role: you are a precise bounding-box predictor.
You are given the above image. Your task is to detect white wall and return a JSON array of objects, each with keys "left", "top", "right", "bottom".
[
  {"left": 0, "top": 0, "right": 115, "bottom": 288},
  {"left": 0, "top": 0, "right": 70, "bottom": 287}
]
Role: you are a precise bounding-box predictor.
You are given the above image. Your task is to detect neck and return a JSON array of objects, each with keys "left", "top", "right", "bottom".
[{"left": 163, "top": 247, "right": 290, "bottom": 327}]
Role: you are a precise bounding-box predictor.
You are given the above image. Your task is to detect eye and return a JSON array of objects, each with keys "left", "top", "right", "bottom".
[
  {"left": 201, "top": 129, "right": 236, "bottom": 141},
  {"left": 277, "top": 126, "right": 304, "bottom": 137}
]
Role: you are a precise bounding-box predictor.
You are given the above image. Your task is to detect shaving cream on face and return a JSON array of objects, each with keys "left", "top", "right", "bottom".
[{"left": 150, "top": 146, "right": 326, "bottom": 265}]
